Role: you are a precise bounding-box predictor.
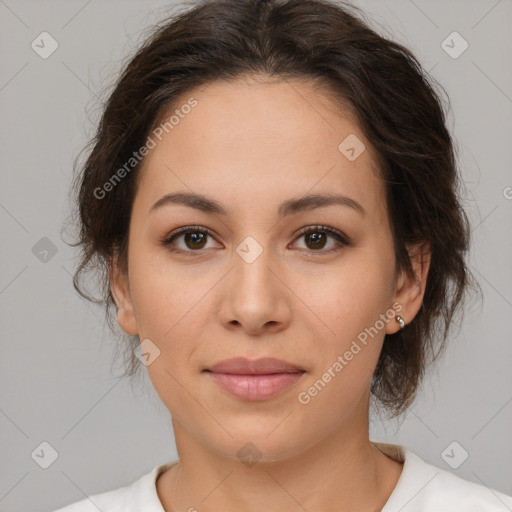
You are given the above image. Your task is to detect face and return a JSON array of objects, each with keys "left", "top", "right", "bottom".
[{"left": 111, "top": 76, "right": 429, "bottom": 462}]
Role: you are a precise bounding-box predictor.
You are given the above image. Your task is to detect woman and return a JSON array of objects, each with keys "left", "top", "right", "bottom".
[{"left": 54, "top": 0, "right": 512, "bottom": 510}]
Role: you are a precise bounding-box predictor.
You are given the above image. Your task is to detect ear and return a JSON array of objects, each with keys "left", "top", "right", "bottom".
[
  {"left": 109, "top": 252, "right": 139, "bottom": 336},
  {"left": 386, "top": 241, "right": 431, "bottom": 335}
]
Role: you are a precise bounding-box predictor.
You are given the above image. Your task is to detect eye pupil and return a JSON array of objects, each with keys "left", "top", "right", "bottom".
[
  {"left": 306, "top": 232, "right": 326, "bottom": 249},
  {"left": 166, "top": 226, "right": 345, "bottom": 255},
  {"left": 185, "top": 232, "right": 207, "bottom": 249}
]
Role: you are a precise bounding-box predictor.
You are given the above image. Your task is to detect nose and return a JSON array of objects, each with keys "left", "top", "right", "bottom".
[{"left": 218, "top": 244, "right": 292, "bottom": 336}]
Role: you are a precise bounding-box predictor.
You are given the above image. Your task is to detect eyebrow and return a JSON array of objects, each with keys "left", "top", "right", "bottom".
[{"left": 149, "top": 191, "right": 365, "bottom": 217}]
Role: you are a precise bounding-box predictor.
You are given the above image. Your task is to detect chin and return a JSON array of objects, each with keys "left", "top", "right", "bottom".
[{"left": 205, "top": 425, "right": 315, "bottom": 465}]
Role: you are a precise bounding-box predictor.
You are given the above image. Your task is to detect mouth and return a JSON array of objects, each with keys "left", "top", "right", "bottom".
[
  {"left": 203, "top": 356, "right": 306, "bottom": 375},
  {"left": 203, "top": 357, "right": 306, "bottom": 400}
]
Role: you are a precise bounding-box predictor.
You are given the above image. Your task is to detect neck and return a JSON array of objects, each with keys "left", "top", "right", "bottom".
[{"left": 157, "top": 415, "right": 403, "bottom": 512}]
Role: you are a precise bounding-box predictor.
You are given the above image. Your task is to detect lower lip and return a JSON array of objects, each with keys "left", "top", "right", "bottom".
[{"left": 206, "top": 371, "right": 305, "bottom": 400}]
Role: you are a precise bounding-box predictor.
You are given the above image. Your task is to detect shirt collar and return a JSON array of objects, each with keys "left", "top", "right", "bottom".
[
  {"left": 116, "top": 443, "right": 431, "bottom": 512},
  {"left": 111, "top": 460, "right": 177, "bottom": 512},
  {"left": 376, "top": 442, "right": 439, "bottom": 512}
]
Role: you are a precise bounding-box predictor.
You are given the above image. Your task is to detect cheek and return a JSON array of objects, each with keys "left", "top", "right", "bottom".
[
  {"left": 128, "top": 245, "right": 207, "bottom": 337},
  {"left": 295, "top": 252, "right": 394, "bottom": 392},
  {"left": 128, "top": 258, "right": 208, "bottom": 408},
  {"left": 296, "top": 277, "right": 390, "bottom": 418},
  {"left": 303, "top": 253, "right": 393, "bottom": 335}
]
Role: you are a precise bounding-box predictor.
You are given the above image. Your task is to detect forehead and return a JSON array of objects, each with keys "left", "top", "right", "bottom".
[{"left": 135, "top": 76, "right": 386, "bottom": 218}]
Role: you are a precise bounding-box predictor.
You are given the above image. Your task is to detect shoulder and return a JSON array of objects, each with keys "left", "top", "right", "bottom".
[
  {"left": 422, "top": 460, "right": 512, "bottom": 511},
  {"left": 50, "top": 486, "right": 129, "bottom": 512},
  {"left": 49, "top": 461, "right": 175, "bottom": 512},
  {"left": 377, "top": 443, "right": 512, "bottom": 512}
]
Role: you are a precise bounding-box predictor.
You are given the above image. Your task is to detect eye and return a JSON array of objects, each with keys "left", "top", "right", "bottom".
[
  {"left": 161, "top": 224, "right": 352, "bottom": 256},
  {"left": 291, "top": 225, "right": 352, "bottom": 254},
  {"left": 162, "top": 226, "right": 220, "bottom": 254}
]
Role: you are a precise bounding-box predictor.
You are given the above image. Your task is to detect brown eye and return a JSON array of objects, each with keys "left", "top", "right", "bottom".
[
  {"left": 162, "top": 226, "right": 219, "bottom": 253},
  {"left": 304, "top": 231, "right": 328, "bottom": 250},
  {"left": 292, "top": 225, "right": 352, "bottom": 254},
  {"left": 182, "top": 231, "right": 208, "bottom": 250}
]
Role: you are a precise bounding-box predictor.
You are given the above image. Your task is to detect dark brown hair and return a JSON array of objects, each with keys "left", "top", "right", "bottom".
[{"left": 67, "top": 0, "right": 478, "bottom": 419}]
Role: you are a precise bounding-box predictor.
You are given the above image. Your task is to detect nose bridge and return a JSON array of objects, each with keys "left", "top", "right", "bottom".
[
  {"left": 232, "top": 235, "right": 277, "bottom": 301},
  {"left": 219, "top": 234, "right": 290, "bottom": 333}
]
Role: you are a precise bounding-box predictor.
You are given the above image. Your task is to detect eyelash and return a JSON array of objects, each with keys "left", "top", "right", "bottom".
[{"left": 161, "top": 224, "right": 352, "bottom": 256}]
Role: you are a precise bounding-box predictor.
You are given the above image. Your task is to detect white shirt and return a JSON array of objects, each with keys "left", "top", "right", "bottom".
[{"left": 52, "top": 442, "right": 512, "bottom": 511}]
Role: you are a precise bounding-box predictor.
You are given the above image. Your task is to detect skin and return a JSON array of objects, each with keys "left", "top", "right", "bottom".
[{"left": 110, "top": 75, "right": 431, "bottom": 512}]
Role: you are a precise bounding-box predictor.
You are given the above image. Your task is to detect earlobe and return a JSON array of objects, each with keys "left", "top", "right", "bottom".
[
  {"left": 386, "top": 241, "right": 431, "bottom": 335},
  {"left": 109, "top": 255, "right": 139, "bottom": 336}
]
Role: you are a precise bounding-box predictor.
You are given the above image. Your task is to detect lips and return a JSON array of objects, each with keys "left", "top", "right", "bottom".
[
  {"left": 203, "top": 357, "right": 306, "bottom": 400},
  {"left": 204, "top": 357, "right": 305, "bottom": 375}
]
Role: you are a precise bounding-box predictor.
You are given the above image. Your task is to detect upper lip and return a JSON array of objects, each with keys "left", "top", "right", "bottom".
[{"left": 205, "top": 357, "right": 305, "bottom": 375}]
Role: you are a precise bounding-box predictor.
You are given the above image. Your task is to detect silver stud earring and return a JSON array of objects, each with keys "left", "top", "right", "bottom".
[{"left": 396, "top": 315, "right": 405, "bottom": 329}]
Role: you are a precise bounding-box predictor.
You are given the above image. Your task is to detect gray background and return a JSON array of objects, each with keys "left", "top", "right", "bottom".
[{"left": 0, "top": 0, "right": 511, "bottom": 510}]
